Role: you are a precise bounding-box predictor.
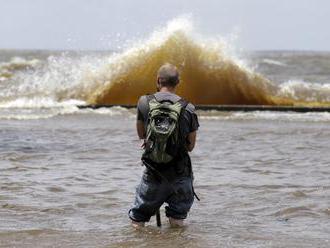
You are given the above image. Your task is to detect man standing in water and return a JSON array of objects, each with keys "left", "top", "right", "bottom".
[{"left": 129, "top": 63, "right": 199, "bottom": 227}]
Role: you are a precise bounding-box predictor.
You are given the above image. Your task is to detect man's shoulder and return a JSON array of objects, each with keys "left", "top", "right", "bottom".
[
  {"left": 138, "top": 93, "right": 196, "bottom": 114},
  {"left": 154, "top": 92, "right": 180, "bottom": 103},
  {"left": 137, "top": 95, "right": 150, "bottom": 119},
  {"left": 138, "top": 94, "right": 148, "bottom": 101},
  {"left": 185, "top": 102, "right": 196, "bottom": 114},
  {"left": 138, "top": 94, "right": 157, "bottom": 104},
  {"left": 137, "top": 95, "right": 149, "bottom": 106}
]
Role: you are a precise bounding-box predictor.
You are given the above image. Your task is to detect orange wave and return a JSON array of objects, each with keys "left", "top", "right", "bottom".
[{"left": 87, "top": 30, "right": 327, "bottom": 106}]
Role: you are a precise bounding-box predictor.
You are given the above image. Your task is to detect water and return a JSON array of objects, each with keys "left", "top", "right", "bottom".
[
  {"left": 1, "top": 112, "right": 329, "bottom": 247},
  {"left": 1, "top": 18, "right": 330, "bottom": 247}
]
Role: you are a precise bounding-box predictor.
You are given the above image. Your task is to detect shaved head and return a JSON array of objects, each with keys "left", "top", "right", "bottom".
[{"left": 157, "top": 63, "right": 180, "bottom": 87}]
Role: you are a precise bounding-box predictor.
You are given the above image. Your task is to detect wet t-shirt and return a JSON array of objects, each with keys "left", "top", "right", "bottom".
[{"left": 137, "top": 92, "right": 199, "bottom": 138}]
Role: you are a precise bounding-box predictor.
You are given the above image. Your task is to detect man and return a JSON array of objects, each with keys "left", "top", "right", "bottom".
[{"left": 129, "top": 63, "right": 199, "bottom": 227}]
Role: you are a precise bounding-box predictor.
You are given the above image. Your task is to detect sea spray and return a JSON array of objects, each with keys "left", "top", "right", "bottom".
[
  {"left": 0, "top": 18, "right": 329, "bottom": 108},
  {"left": 87, "top": 18, "right": 283, "bottom": 105}
]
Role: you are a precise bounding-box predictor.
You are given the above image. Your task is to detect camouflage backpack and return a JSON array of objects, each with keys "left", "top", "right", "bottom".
[{"left": 142, "top": 95, "right": 188, "bottom": 164}]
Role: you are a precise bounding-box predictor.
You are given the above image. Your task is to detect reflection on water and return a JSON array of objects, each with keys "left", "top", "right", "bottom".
[{"left": 0, "top": 112, "right": 329, "bottom": 247}]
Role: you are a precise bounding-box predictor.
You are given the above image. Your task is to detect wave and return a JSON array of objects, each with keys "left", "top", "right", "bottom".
[
  {"left": 0, "top": 105, "right": 133, "bottom": 120},
  {"left": 277, "top": 80, "right": 330, "bottom": 103},
  {"left": 87, "top": 18, "right": 329, "bottom": 106},
  {"left": 87, "top": 18, "right": 284, "bottom": 105},
  {"left": 198, "top": 111, "right": 330, "bottom": 122},
  {"left": 0, "top": 53, "right": 109, "bottom": 107},
  {"left": 261, "top": 59, "right": 287, "bottom": 67},
  {"left": 0, "top": 17, "right": 329, "bottom": 108},
  {"left": 0, "top": 57, "right": 41, "bottom": 81}
]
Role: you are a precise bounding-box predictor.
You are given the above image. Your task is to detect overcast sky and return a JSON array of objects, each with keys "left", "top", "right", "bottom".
[{"left": 0, "top": 0, "right": 329, "bottom": 51}]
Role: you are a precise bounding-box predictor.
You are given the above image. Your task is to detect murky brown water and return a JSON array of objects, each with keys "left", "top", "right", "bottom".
[{"left": 1, "top": 110, "right": 329, "bottom": 247}]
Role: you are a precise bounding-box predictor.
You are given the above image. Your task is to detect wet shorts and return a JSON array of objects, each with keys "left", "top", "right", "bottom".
[{"left": 129, "top": 169, "right": 194, "bottom": 222}]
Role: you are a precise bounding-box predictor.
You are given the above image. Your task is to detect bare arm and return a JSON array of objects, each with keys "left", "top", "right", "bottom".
[
  {"left": 136, "top": 120, "right": 146, "bottom": 139},
  {"left": 186, "top": 131, "right": 197, "bottom": 152}
]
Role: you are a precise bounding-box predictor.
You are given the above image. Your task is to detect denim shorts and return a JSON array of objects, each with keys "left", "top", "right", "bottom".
[{"left": 129, "top": 169, "right": 194, "bottom": 222}]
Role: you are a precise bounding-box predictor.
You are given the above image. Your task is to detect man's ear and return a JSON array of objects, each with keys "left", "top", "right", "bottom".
[
  {"left": 175, "top": 78, "right": 180, "bottom": 86},
  {"left": 156, "top": 77, "right": 161, "bottom": 90}
]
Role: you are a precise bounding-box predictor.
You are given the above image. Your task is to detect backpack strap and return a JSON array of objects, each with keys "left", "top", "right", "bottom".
[
  {"left": 145, "top": 94, "right": 156, "bottom": 116},
  {"left": 146, "top": 94, "right": 189, "bottom": 110}
]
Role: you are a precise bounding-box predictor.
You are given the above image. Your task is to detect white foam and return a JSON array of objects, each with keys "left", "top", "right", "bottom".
[
  {"left": 0, "top": 98, "right": 85, "bottom": 108},
  {"left": 277, "top": 80, "right": 330, "bottom": 102},
  {"left": 262, "top": 59, "right": 287, "bottom": 67},
  {"left": 0, "top": 53, "right": 111, "bottom": 106},
  {"left": 199, "top": 111, "right": 330, "bottom": 122},
  {"left": 0, "top": 113, "right": 57, "bottom": 120},
  {"left": 0, "top": 103, "right": 134, "bottom": 120},
  {"left": 0, "top": 57, "right": 41, "bottom": 71},
  {"left": 0, "top": 105, "right": 79, "bottom": 120},
  {"left": 77, "top": 106, "right": 134, "bottom": 117}
]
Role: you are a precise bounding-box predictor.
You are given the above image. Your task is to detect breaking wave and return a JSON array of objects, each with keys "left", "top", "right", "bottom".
[
  {"left": 0, "top": 57, "right": 41, "bottom": 81},
  {"left": 277, "top": 80, "right": 330, "bottom": 103},
  {"left": 87, "top": 18, "right": 283, "bottom": 105},
  {"left": 0, "top": 17, "right": 329, "bottom": 109}
]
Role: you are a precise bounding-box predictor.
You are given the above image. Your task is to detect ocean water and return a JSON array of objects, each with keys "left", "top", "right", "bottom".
[{"left": 0, "top": 19, "right": 330, "bottom": 248}]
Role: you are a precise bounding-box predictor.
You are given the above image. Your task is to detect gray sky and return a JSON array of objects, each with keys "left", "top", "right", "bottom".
[{"left": 0, "top": 0, "right": 329, "bottom": 51}]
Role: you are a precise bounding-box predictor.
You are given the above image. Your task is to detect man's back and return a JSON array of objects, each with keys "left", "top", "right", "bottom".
[
  {"left": 129, "top": 63, "right": 199, "bottom": 228},
  {"left": 137, "top": 92, "right": 199, "bottom": 143}
]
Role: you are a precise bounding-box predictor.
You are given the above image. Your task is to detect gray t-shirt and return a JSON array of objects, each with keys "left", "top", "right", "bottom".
[{"left": 137, "top": 92, "right": 199, "bottom": 138}]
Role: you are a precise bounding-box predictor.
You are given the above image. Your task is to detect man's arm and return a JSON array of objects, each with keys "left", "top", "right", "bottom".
[
  {"left": 186, "top": 104, "right": 199, "bottom": 152},
  {"left": 186, "top": 131, "right": 197, "bottom": 152},
  {"left": 136, "top": 96, "right": 146, "bottom": 140},
  {"left": 136, "top": 120, "right": 146, "bottom": 139}
]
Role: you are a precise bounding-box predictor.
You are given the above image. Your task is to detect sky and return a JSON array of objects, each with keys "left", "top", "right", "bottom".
[{"left": 0, "top": 0, "right": 329, "bottom": 51}]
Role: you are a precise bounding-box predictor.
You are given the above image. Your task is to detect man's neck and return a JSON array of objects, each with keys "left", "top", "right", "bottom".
[{"left": 159, "top": 87, "right": 175, "bottom": 93}]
